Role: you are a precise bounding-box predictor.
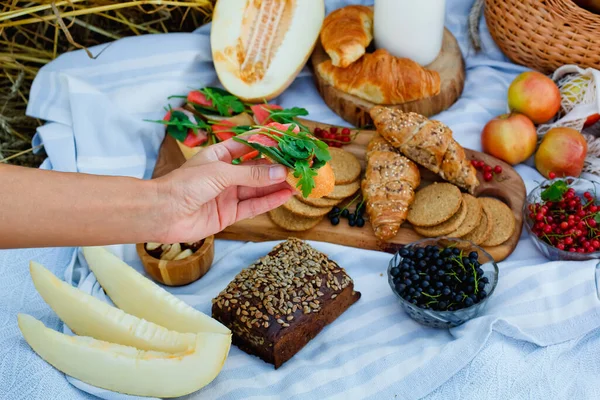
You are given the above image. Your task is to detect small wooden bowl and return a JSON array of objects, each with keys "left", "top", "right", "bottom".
[{"left": 136, "top": 236, "right": 215, "bottom": 287}]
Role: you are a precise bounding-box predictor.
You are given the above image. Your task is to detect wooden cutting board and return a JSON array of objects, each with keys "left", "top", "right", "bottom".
[
  {"left": 152, "top": 118, "right": 526, "bottom": 263},
  {"left": 311, "top": 28, "right": 466, "bottom": 128}
]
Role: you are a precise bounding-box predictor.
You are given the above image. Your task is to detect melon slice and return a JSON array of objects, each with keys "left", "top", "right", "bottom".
[
  {"left": 82, "top": 247, "right": 230, "bottom": 335},
  {"left": 17, "top": 314, "right": 230, "bottom": 398},
  {"left": 29, "top": 261, "right": 196, "bottom": 353},
  {"left": 211, "top": 0, "right": 325, "bottom": 102}
]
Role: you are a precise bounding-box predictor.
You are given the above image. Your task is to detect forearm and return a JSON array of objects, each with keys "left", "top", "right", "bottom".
[{"left": 0, "top": 165, "right": 167, "bottom": 249}]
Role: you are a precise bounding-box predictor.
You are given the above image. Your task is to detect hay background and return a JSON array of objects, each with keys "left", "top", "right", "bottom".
[{"left": 1, "top": 0, "right": 215, "bottom": 167}]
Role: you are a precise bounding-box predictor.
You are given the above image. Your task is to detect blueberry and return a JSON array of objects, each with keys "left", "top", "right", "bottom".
[
  {"left": 430, "top": 266, "right": 438, "bottom": 274},
  {"left": 356, "top": 218, "right": 365, "bottom": 227},
  {"left": 400, "top": 248, "right": 409, "bottom": 257},
  {"left": 452, "top": 248, "right": 461, "bottom": 255},
  {"left": 477, "top": 282, "right": 485, "bottom": 290},
  {"left": 476, "top": 268, "right": 484, "bottom": 276},
  {"left": 418, "top": 260, "right": 427, "bottom": 268},
  {"left": 445, "top": 263, "right": 454, "bottom": 270},
  {"left": 436, "top": 259, "right": 444, "bottom": 266},
  {"left": 482, "top": 277, "right": 489, "bottom": 284},
  {"left": 408, "top": 287, "right": 415, "bottom": 294},
  {"left": 442, "top": 248, "right": 452, "bottom": 257},
  {"left": 454, "top": 294, "right": 463, "bottom": 302},
  {"left": 331, "top": 217, "right": 340, "bottom": 225},
  {"left": 442, "top": 287, "right": 451, "bottom": 296},
  {"left": 462, "top": 257, "right": 470, "bottom": 265},
  {"left": 448, "top": 306, "right": 454, "bottom": 311},
  {"left": 467, "top": 276, "right": 475, "bottom": 283},
  {"left": 415, "top": 287, "right": 422, "bottom": 293},
  {"left": 422, "top": 280, "right": 430, "bottom": 288},
  {"left": 435, "top": 281, "right": 444, "bottom": 289},
  {"left": 431, "top": 251, "right": 440, "bottom": 259},
  {"left": 428, "top": 288, "right": 435, "bottom": 295},
  {"left": 390, "top": 267, "right": 400, "bottom": 277},
  {"left": 444, "top": 275, "right": 452, "bottom": 283},
  {"left": 405, "top": 279, "right": 412, "bottom": 286},
  {"left": 465, "top": 297, "right": 474, "bottom": 307},
  {"left": 411, "top": 274, "right": 420, "bottom": 281},
  {"left": 424, "top": 275, "right": 431, "bottom": 281},
  {"left": 478, "top": 290, "right": 487, "bottom": 299},
  {"left": 416, "top": 252, "right": 425, "bottom": 259},
  {"left": 438, "top": 301, "right": 447, "bottom": 309},
  {"left": 414, "top": 292, "right": 422, "bottom": 299},
  {"left": 402, "top": 271, "right": 410, "bottom": 278},
  {"left": 437, "top": 270, "right": 446, "bottom": 276},
  {"left": 466, "top": 285, "right": 474, "bottom": 292},
  {"left": 469, "top": 251, "right": 478, "bottom": 259},
  {"left": 435, "top": 290, "right": 442, "bottom": 295},
  {"left": 395, "top": 283, "right": 405, "bottom": 292},
  {"left": 409, "top": 269, "right": 416, "bottom": 276}
]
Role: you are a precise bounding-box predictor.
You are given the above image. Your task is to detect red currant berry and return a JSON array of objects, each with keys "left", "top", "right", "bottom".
[
  {"left": 560, "top": 221, "right": 569, "bottom": 230},
  {"left": 549, "top": 172, "right": 556, "bottom": 179},
  {"left": 590, "top": 205, "right": 598, "bottom": 213},
  {"left": 577, "top": 248, "right": 586, "bottom": 253},
  {"left": 341, "top": 136, "right": 350, "bottom": 143},
  {"left": 329, "top": 127, "right": 338, "bottom": 135},
  {"left": 584, "top": 192, "right": 593, "bottom": 200},
  {"left": 592, "top": 239, "right": 600, "bottom": 249},
  {"left": 471, "top": 160, "right": 479, "bottom": 168},
  {"left": 589, "top": 219, "right": 597, "bottom": 228},
  {"left": 557, "top": 243, "right": 565, "bottom": 250},
  {"left": 543, "top": 225, "right": 552, "bottom": 234},
  {"left": 565, "top": 237, "right": 574, "bottom": 245},
  {"left": 578, "top": 210, "right": 586, "bottom": 218},
  {"left": 494, "top": 165, "right": 502, "bottom": 174},
  {"left": 484, "top": 165, "right": 492, "bottom": 173},
  {"left": 341, "top": 127, "right": 350, "bottom": 136},
  {"left": 484, "top": 172, "right": 493, "bottom": 182}
]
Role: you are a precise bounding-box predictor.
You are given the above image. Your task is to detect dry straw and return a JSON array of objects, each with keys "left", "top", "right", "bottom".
[{"left": 1, "top": 0, "right": 214, "bottom": 166}]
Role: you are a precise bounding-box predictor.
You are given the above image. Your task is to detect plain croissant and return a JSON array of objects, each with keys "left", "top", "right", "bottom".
[
  {"left": 317, "top": 49, "right": 441, "bottom": 105},
  {"left": 369, "top": 106, "right": 479, "bottom": 194},
  {"left": 320, "top": 5, "right": 374, "bottom": 68},
  {"left": 362, "top": 135, "right": 421, "bottom": 241}
]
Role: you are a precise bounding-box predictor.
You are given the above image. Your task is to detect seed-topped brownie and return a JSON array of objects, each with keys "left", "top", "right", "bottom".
[{"left": 211, "top": 238, "right": 361, "bottom": 368}]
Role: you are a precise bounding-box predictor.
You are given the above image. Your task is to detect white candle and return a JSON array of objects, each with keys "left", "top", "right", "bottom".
[{"left": 373, "top": 0, "right": 447, "bottom": 66}]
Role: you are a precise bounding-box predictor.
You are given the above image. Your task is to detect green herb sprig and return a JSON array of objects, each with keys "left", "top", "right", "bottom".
[
  {"left": 233, "top": 126, "right": 331, "bottom": 197},
  {"left": 541, "top": 179, "right": 569, "bottom": 202}
]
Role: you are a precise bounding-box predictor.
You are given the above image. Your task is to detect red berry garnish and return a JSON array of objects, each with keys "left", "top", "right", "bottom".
[
  {"left": 341, "top": 136, "right": 350, "bottom": 143},
  {"left": 549, "top": 172, "right": 556, "bottom": 179},
  {"left": 484, "top": 165, "right": 492, "bottom": 173},
  {"left": 471, "top": 160, "right": 479, "bottom": 168},
  {"left": 329, "top": 127, "right": 338, "bottom": 135},
  {"left": 341, "top": 127, "right": 350, "bottom": 136},
  {"left": 494, "top": 165, "right": 502, "bottom": 174},
  {"left": 483, "top": 172, "right": 493, "bottom": 182}
]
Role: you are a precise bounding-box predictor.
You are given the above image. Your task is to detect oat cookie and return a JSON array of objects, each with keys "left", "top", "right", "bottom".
[
  {"left": 414, "top": 197, "right": 468, "bottom": 237},
  {"left": 281, "top": 196, "right": 333, "bottom": 218},
  {"left": 326, "top": 180, "right": 361, "bottom": 199},
  {"left": 462, "top": 201, "right": 493, "bottom": 245},
  {"left": 407, "top": 183, "right": 462, "bottom": 227},
  {"left": 329, "top": 148, "right": 362, "bottom": 184},
  {"left": 268, "top": 207, "right": 323, "bottom": 231},
  {"left": 297, "top": 195, "right": 342, "bottom": 208},
  {"left": 446, "top": 194, "right": 482, "bottom": 238},
  {"left": 480, "top": 197, "right": 515, "bottom": 247}
]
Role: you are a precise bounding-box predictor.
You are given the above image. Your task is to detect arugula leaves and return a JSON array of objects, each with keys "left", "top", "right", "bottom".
[
  {"left": 233, "top": 126, "right": 331, "bottom": 197},
  {"left": 144, "top": 109, "right": 211, "bottom": 142},
  {"left": 265, "top": 106, "right": 310, "bottom": 130},
  {"left": 201, "top": 87, "right": 246, "bottom": 116},
  {"left": 541, "top": 180, "right": 569, "bottom": 202}
]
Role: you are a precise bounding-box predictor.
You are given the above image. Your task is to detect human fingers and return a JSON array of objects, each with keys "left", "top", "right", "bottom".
[
  {"left": 206, "top": 161, "right": 288, "bottom": 190},
  {"left": 237, "top": 181, "right": 293, "bottom": 201},
  {"left": 236, "top": 189, "right": 293, "bottom": 221},
  {"left": 185, "top": 139, "right": 256, "bottom": 165}
]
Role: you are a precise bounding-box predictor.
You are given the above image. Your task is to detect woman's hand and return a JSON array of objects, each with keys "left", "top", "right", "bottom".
[{"left": 155, "top": 139, "right": 293, "bottom": 243}]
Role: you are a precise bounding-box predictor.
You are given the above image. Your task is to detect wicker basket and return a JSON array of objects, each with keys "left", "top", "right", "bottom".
[{"left": 485, "top": 0, "right": 600, "bottom": 74}]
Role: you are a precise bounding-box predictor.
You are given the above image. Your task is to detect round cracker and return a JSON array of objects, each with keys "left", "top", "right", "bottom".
[
  {"left": 326, "top": 180, "right": 360, "bottom": 199},
  {"left": 414, "top": 197, "right": 468, "bottom": 237},
  {"left": 446, "top": 194, "right": 483, "bottom": 238},
  {"left": 268, "top": 207, "right": 323, "bottom": 232},
  {"left": 462, "top": 202, "right": 493, "bottom": 245},
  {"left": 480, "top": 197, "right": 515, "bottom": 247},
  {"left": 407, "top": 183, "right": 462, "bottom": 227},
  {"left": 329, "top": 148, "right": 362, "bottom": 184},
  {"left": 281, "top": 196, "right": 333, "bottom": 218},
  {"left": 296, "top": 195, "right": 342, "bottom": 208}
]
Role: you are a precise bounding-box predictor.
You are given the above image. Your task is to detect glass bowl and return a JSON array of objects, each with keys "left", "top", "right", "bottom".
[
  {"left": 524, "top": 177, "right": 600, "bottom": 261},
  {"left": 387, "top": 238, "right": 499, "bottom": 329}
]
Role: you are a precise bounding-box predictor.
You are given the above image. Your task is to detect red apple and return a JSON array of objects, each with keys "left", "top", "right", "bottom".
[
  {"left": 508, "top": 71, "right": 561, "bottom": 124},
  {"left": 481, "top": 113, "right": 538, "bottom": 165},
  {"left": 584, "top": 113, "right": 600, "bottom": 128},
  {"left": 535, "top": 127, "right": 588, "bottom": 178}
]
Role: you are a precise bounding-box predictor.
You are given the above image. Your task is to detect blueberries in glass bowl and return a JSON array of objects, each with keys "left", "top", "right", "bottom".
[{"left": 388, "top": 238, "right": 499, "bottom": 329}]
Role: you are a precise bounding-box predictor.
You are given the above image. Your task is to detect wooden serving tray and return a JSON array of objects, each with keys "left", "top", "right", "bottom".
[
  {"left": 152, "top": 118, "right": 526, "bottom": 263},
  {"left": 311, "top": 28, "right": 466, "bottom": 128}
]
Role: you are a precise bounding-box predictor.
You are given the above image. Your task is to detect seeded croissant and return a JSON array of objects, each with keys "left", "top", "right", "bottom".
[
  {"left": 362, "top": 135, "right": 421, "bottom": 241},
  {"left": 369, "top": 106, "right": 479, "bottom": 194}
]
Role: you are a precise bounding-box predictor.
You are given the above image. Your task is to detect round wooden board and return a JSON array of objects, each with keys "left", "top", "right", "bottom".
[{"left": 311, "top": 28, "right": 466, "bottom": 128}]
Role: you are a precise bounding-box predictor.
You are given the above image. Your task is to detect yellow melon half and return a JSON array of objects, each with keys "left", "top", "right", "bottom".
[
  {"left": 29, "top": 261, "right": 197, "bottom": 353},
  {"left": 82, "top": 247, "right": 230, "bottom": 335},
  {"left": 211, "top": 0, "right": 325, "bottom": 102},
  {"left": 17, "top": 314, "right": 230, "bottom": 398}
]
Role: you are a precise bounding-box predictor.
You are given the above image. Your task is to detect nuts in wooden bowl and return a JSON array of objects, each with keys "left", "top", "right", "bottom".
[{"left": 136, "top": 236, "right": 215, "bottom": 287}]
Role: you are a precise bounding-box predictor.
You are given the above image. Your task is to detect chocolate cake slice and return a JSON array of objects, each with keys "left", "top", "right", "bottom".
[{"left": 212, "top": 238, "right": 361, "bottom": 368}]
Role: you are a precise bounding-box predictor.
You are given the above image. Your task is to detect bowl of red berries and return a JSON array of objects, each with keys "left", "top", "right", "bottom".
[
  {"left": 387, "top": 238, "right": 499, "bottom": 329},
  {"left": 524, "top": 177, "right": 600, "bottom": 261}
]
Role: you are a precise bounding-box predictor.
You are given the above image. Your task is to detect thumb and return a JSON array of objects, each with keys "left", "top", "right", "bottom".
[{"left": 216, "top": 162, "right": 289, "bottom": 188}]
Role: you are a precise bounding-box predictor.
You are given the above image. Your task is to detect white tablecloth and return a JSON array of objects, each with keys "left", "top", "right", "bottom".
[{"left": 1, "top": 0, "right": 600, "bottom": 399}]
